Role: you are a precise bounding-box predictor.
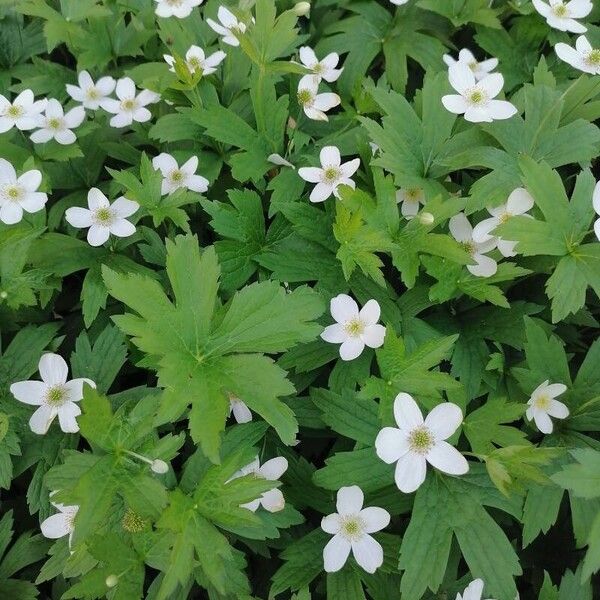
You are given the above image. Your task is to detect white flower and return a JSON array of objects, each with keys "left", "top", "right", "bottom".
[
  {"left": 526, "top": 380, "right": 569, "bottom": 434},
  {"left": 321, "top": 294, "right": 386, "bottom": 361},
  {"left": 396, "top": 187, "right": 425, "bottom": 219},
  {"left": 297, "top": 47, "right": 343, "bottom": 83},
  {"left": 152, "top": 153, "right": 209, "bottom": 196},
  {"left": 66, "top": 71, "right": 116, "bottom": 110},
  {"left": 390, "top": 0, "right": 409, "bottom": 4},
  {"left": 267, "top": 153, "right": 295, "bottom": 169},
  {"left": 532, "top": 0, "right": 592, "bottom": 33},
  {"left": 65, "top": 188, "right": 139, "bottom": 247},
  {"left": 450, "top": 213, "right": 498, "bottom": 277},
  {"left": 555, "top": 35, "right": 600, "bottom": 74},
  {"left": 164, "top": 45, "right": 227, "bottom": 75},
  {"left": 229, "top": 456, "right": 288, "bottom": 512},
  {"left": 30, "top": 99, "right": 85, "bottom": 145},
  {"left": 442, "top": 63, "right": 517, "bottom": 123},
  {"left": 298, "top": 146, "right": 360, "bottom": 203},
  {"left": 375, "top": 392, "right": 469, "bottom": 493},
  {"left": 321, "top": 486, "right": 389, "bottom": 574},
  {"left": 0, "top": 89, "right": 47, "bottom": 133},
  {"left": 9, "top": 353, "right": 95, "bottom": 435},
  {"left": 207, "top": 6, "right": 247, "bottom": 47},
  {"left": 229, "top": 395, "right": 252, "bottom": 424},
  {"left": 457, "top": 578, "right": 495, "bottom": 600},
  {"left": 0, "top": 159, "right": 47, "bottom": 225},
  {"left": 41, "top": 497, "right": 79, "bottom": 546},
  {"left": 443, "top": 48, "right": 498, "bottom": 81},
  {"left": 100, "top": 78, "right": 160, "bottom": 128},
  {"left": 154, "top": 0, "right": 203, "bottom": 18},
  {"left": 296, "top": 75, "right": 340, "bottom": 121},
  {"left": 472, "top": 187, "right": 534, "bottom": 257},
  {"left": 593, "top": 181, "right": 600, "bottom": 241}
]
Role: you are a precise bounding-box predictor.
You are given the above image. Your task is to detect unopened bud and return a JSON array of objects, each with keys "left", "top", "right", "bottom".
[
  {"left": 419, "top": 212, "right": 434, "bottom": 225},
  {"left": 0, "top": 291, "right": 7, "bottom": 299},
  {"left": 106, "top": 575, "right": 119, "bottom": 588},
  {"left": 151, "top": 459, "right": 169, "bottom": 474},
  {"left": 293, "top": 1, "right": 310, "bottom": 16}
]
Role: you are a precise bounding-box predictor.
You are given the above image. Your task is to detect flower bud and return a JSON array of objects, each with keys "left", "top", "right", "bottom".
[
  {"left": 105, "top": 575, "right": 119, "bottom": 588},
  {"left": 419, "top": 212, "right": 434, "bottom": 225},
  {"left": 151, "top": 459, "right": 169, "bottom": 474},
  {"left": 293, "top": 2, "right": 310, "bottom": 16},
  {"left": 0, "top": 291, "right": 7, "bottom": 299}
]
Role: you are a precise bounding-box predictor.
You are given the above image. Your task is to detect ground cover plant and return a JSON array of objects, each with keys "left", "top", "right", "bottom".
[{"left": 1, "top": 0, "right": 600, "bottom": 598}]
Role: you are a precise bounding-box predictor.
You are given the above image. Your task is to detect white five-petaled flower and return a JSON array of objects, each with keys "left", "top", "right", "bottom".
[
  {"left": 229, "top": 456, "right": 288, "bottom": 512},
  {"left": 593, "top": 181, "right": 600, "bottom": 241},
  {"left": 456, "top": 578, "right": 496, "bottom": 600},
  {"left": 228, "top": 395, "right": 252, "bottom": 424},
  {"left": 66, "top": 71, "right": 116, "bottom": 110},
  {"left": 30, "top": 99, "right": 85, "bottom": 145},
  {"left": 375, "top": 392, "right": 469, "bottom": 493},
  {"left": 10, "top": 353, "right": 96, "bottom": 435},
  {"left": 532, "top": 0, "right": 592, "bottom": 33},
  {"left": 154, "top": 0, "right": 203, "bottom": 18},
  {"left": 396, "top": 187, "right": 425, "bottom": 219},
  {"left": 297, "top": 47, "right": 343, "bottom": 83},
  {"left": 0, "top": 89, "right": 47, "bottom": 133},
  {"left": 443, "top": 49, "right": 498, "bottom": 81},
  {"left": 152, "top": 153, "right": 209, "bottom": 196},
  {"left": 472, "top": 187, "right": 534, "bottom": 257},
  {"left": 321, "top": 486, "right": 390, "bottom": 574},
  {"left": 296, "top": 75, "right": 340, "bottom": 121},
  {"left": 298, "top": 146, "right": 360, "bottom": 203},
  {"left": 65, "top": 188, "right": 139, "bottom": 247},
  {"left": 207, "top": 6, "right": 247, "bottom": 47},
  {"left": 526, "top": 380, "right": 569, "bottom": 434},
  {"left": 164, "top": 45, "right": 227, "bottom": 76},
  {"left": 450, "top": 213, "right": 498, "bottom": 278},
  {"left": 555, "top": 35, "right": 600, "bottom": 74},
  {"left": 41, "top": 497, "right": 79, "bottom": 546},
  {"left": 101, "top": 78, "right": 160, "bottom": 128},
  {"left": 0, "top": 159, "right": 48, "bottom": 225},
  {"left": 442, "top": 63, "right": 517, "bottom": 123},
  {"left": 321, "top": 294, "right": 386, "bottom": 361}
]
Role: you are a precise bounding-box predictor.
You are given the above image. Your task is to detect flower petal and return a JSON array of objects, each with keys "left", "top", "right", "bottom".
[
  {"left": 260, "top": 488, "right": 285, "bottom": 512},
  {"left": 58, "top": 402, "right": 81, "bottom": 433},
  {"left": 478, "top": 72, "right": 504, "bottom": 98},
  {"left": 336, "top": 485, "right": 363, "bottom": 514},
  {"left": 65, "top": 207, "right": 93, "bottom": 228},
  {"left": 448, "top": 63, "right": 475, "bottom": 94},
  {"left": 87, "top": 224, "right": 110, "bottom": 246},
  {"left": 547, "top": 399, "right": 569, "bottom": 419},
  {"left": 320, "top": 146, "right": 340, "bottom": 167},
  {"left": 351, "top": 534, "right": 384, "bottom": 574},
  {"left": 359, "top": 299, "right": 380, "bottom": 326},
  {"left": 29, "top": 405, "right": 55, "bottom": 435},
  {"left": 359, "top": 507, "right": 390, "bottom": 534},
  {"left": 375, "top": 427, "right": 410, "bottom": 464},
  {"left": 39, "top": 353, "right": 68, "bottom": 385},
  {"left": 425, "top": 402, "right": 463, "bottom": 440},
  {"left": 339, "top": 337, "right": 365, "bottom": 361},
  {"left": 109, "top": 218, "right": 136, "bottom": 238},
  {"left": 260, "top": 457, "right": 288, "bottom": 480},
  {"left": 362, "top": 324, "right": 386, "bottom": 349},
  {"left": 427, "top": 441, "right": 469, "bottom": 475},
  {"left": 309, "top": 182, "right": 334, "bottom": 203},
  {"left": 449, "top": 213, "right": 473, "bottom": 242},
  {"left": 321, "top": 513, "right": 341, "bottom": 534},
  {"left": 40, "top": 513, "right": 70, "bottom": 539},
  {"left": 10, "top": 381, "right": 46, "bottom": 405},
  {"left": 323, "top": 534, "right": 351, "bottom": 573},
  {"left": 321, "top": 323, "right": 347, "bottom": 344},
  {"left": 393, "top": 392, "right": 424, "bottom": 430},
  {"left": 394, "top": 452, "right": 427, "bottom": 493},
  {"left": 111, "top": 197, "right": 139, "bottom": 218}
]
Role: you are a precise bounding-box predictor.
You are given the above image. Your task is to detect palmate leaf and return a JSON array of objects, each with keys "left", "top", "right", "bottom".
[
  {"left": 103, "top": 234, "right": 324, "bottom": 462},
  {"left": 398, "top": 475, "right": 521, "bottom": 600}
]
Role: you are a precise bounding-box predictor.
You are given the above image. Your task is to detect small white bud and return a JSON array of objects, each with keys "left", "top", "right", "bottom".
[
  {"left": 293, "top": 1, "right": 310, "bottom": 16},
  {"left": 151, "top": 459, "right": 169, "bottom": 474},
  {"left": 105, "top": 575, "right": 119, "bottom": 588},
  {"left": 419, "top": 212, "right": 434, "bottom": 225},
  {"left": 0, "top": 291, "right": 7, "bottom": 299}
]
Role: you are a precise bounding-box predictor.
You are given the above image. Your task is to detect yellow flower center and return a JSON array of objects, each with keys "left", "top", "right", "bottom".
[
  {"left": 297, "top": 88, "right": 314, "bottom": 105},
  {"left": 167, "top": 0, "right": 183, "bottom": 5},
  {"left": 5, "top": 185, "right": 22, "bottom": 201},
  {"left": 95, "top": 207, "right": 114, "bottom": 225},
  {"left": 340, "top": 516, "right": 364, "bottom": 540},
  {"left": 6, "top": 104, "right": 22, "bottom": 118},
  {"left": 48, "top": 117, "right": 62, "bottom": 130},
  {"left": 344, "top": 319, "right": 364, "bottom": 337},
  {"left": 552, "top": 3, "right": 568, "bottom": 16},
  {"left": 408, "top": 426, "right": 433, "bottom": 454},
  {"left": 468, "top": 89, "right": 486, "bottom": 105},
  {"left": 468, "top": 60, "right": 478, "bottom": 71},
  {"left": 323, "top": 167, "right": 341, "bottom": 184},
  {"left": 86, "top": 87, "right": 99, "bottom": 100},
  {"left": 499, "top": 211, "right": 511, "bottom": 223},
  {"left": 46, "top": 385, "right": 67, "bottom": 407},
  {"left": 534, "top": 395, "right": 551, "bottom": 410},
  {"left": 121, "top": 98, "right": 137, "bottom": 111},
  {"left": 406, "top": 187, "right": 422, "bottom": 201},
  {"left": 461, "top": 241, "right": 476, "bottom": 256},
  {"left": 121, "top": 509, "right": 148, "bottom": 533},
  {"left": 586, "top": 49, "right": 600, "bottom": 66},
  {"left": 170, "top": 169, "right": 184, "bottom": 183},
  {"left": 188, "top": 57, "right": 201, "bottom": 71}
]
